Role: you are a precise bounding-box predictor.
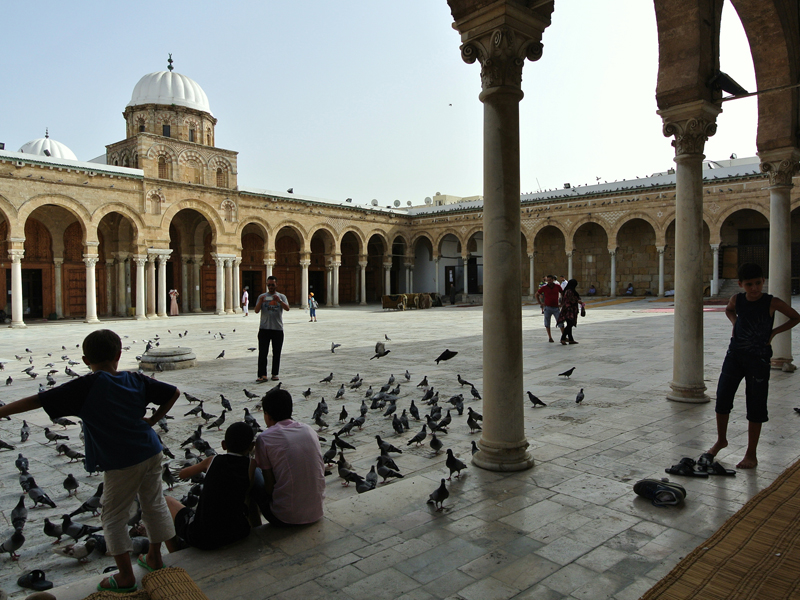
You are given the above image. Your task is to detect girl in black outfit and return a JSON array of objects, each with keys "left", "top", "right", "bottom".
[{"left": 558, "top": 279, "right": 582, "bottom": 345}]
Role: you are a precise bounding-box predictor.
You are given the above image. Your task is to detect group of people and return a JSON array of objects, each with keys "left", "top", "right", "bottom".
[{"left": 535, "top": 275, "right": 584, "bottom": 345}]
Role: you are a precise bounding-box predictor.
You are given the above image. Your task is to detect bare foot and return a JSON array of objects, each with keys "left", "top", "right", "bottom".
[
  {"left": 707, "top": 439, "right": 728, "bottom": 457},
  {"left": 736, "top": 456, "right": 758, "bottom": 469}
]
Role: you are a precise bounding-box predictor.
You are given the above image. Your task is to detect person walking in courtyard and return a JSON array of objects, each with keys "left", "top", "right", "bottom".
[
  {"left": 254, "top": 276, "right": 289, "bottom": 382},
  {"left": 535, "top": 275, "right": 563, "bottom": 343},
  {"left": 558, "top": 275, "right": 568, "bottom": 290},
  {"left": 557, "top": 279, "right": 583, "bottom": 345},
  {"left": 169, "top": 289, "right": 179, "bottom": 316},
  {"left": 308, "top": 292, "right": 317, "bottom": 322},
  {"left": 707, "top": 263, "right": 800, "bottom": 469},
  {"left": 242, "top": 286, "right": 249, "bottom": 317}
]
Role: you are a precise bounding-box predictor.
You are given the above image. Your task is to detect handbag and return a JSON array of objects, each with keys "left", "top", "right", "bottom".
[{"left": 580, "top": 303, "right": 586, "bottom": 318}]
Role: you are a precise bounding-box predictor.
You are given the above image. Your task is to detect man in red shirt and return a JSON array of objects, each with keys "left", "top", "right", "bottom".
[{"left": 535, "top": 275, "right": 564, "bottom": 343}]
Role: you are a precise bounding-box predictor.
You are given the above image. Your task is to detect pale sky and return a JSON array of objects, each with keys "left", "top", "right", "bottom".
[{"left": 2, "top": 1, "right": 758, "bottom": 205}]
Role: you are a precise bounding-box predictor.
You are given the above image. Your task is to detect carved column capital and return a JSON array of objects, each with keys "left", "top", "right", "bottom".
[
  {"left": 758, "top": 148, "right": 800, "bottom": 187},
  {"left": 358, "top": 261, "right": 368, "bottom": 269},
  {"left": 656, "top": 246, "right": 666, "bottom": 255},
  {"left": 299, "top": 259, "right": 311, "bottom": 268},
  {"left": 83, "top": 255, "right": 99, "bottom": 268},
  {"left": 658, "top": 100, "right": 721, "bottom": 157},
  {"left": 53, "top": 258, "right": 64, "bottom": 267},
  {"left": 264, "top": 258, "right": 276, "bottom": 268},
  {"left": 8, "top": 249, "right": 24, "bottom": 263},
  {"left": 383, "top": 262, "right": 392, "bottom": 272}
]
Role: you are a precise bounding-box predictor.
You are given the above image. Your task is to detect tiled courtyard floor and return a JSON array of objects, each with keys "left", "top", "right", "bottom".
[{"left": 1, "top": 298, "right": 799, "bottom": 599}]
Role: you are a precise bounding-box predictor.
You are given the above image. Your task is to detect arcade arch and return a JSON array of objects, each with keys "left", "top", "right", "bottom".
[
  {"left": 572, "top": 222, "right": 610, "bottom": 296},
  {"left": 616, "top": 219, "right": 658, "bottom": 296}
]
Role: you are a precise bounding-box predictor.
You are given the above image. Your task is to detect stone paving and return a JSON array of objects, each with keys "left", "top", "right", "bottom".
[{"left": 1, "top": 298, "right": 799, "bottom": 599}]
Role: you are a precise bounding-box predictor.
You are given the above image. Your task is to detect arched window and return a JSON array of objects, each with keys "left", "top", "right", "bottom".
[
  {"left": 139, "top": 124, "right": 145, "bottom": 133},
  {"left": 189, "top": 128, "right": 195, "bottom": 143},
  {"left": 162, "top": 124, "right": 171, "bottom": 138},
  {"left": 216, "top": 168, "right": 226, "bottom": 188},
  {"left": 158, "top": 156, "right": 168, "bottom": 179}
]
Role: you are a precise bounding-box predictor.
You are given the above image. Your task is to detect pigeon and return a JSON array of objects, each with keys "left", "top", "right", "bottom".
[
  {"left": 558, "top": 367, "right": 576, "bottom": 379},
  {"left": 527, "top": 391, "right": 547, "bottom": 407},
  {"left": 63, "top": 474, "right": 80, "bottom": 496},
  {"left": 338, "top": 418, "right": 356, "bottom": 437},
  {"left": 184, "top": 402, "right": 204, "bottom": 417},
  {"left": 409, "top": 400, "right": 420, "bottom": 420},
  {"left": 383, "top": 402, "right": 397, "bottom": 418},
  {"left": 466, "top": 407, "right": 482, "bottom": 422},
  {"left": 407, "top": 425, "right": 427, "bottom": 446},
  {"left": 445, "top": 449, "right": 467, "bottom": 479},
  {"left": 302, "top": 388, "right": 312, "bottom": 399},
  {"left": 353, "top": 414, "right": 366, "bottom": 429},
  {"left": 349, "top": 373, "right": 360, "bottom": 384},
  {"left": 319, "top": 398, "right": 329, "bottom": 414},
  {"left": 355, "top": 479, "right": 376, "bottom": 494},
  {"left": 181, "top": 426, "right": 204, "bottom": 447},
  {"left": 439, "top": 410, "right": 453, "bottom": 429},
  {"left": 392, "top": 414, "right": 404, "bottom": 435},
  {"left": 376, "top": 435, "right": 402, "bottom": 454},
  {"left": 435, "top": 349, "right": 458, "bottom": 364},
  {"left": 208, "top": 411, "right": 226, "bottom": 430},
  {"left": 333, "top": 433, "right": 356, "bottom": 451},
  {"left": 427, "top": 479, "right": 449, "bottom": 511},
  {"left": 19, "top": 471, "right": 34, "bottom": 493},
  {"left": 26, "top": 371, "right": 39, "bottom": 379},
  {"left": 467, "top": 414, "right": 482, "bottom": 433},
  {"left": 404, "top": 370, "right": 411, "bottom": 381},
  {"left": 220, "top": 395, "right": 232, "bottom": 412},
  {"left": 350, "top": 379, "right": 363, "bottom": 390},
  {"left": 430, "top": 433, "right": 443, "bottom": 454},
  {"left": 162, "top": 464, "right": 177, "bottom": 490},
  {"left": 315, "top": 413, "right": 329, "bottom": 430},
  {"left": 200, "top": 410, "right": 218, "bottom": 423},
  {"left": 243, "top": 408, "right": 260, "bottom": 430},
  {"left": 5, "top": 376, "right": 11, "bottom": 385},
  {"left": 243, "top": 389, "right": 259, "bottom": 400},
  {"left": 457, "top": 374, "right": 473, "bottom": 387},
  {"left": 62, "top": 514, "right": 102, "bottom": 541},
  {"left": 335, "top": 385, "right": 345, "bottom": 400},
  {"left": 471, "top": 441, "right": 479, "bottom": 455},
  {"left": 360, "top": 399, "right": 369, "bottom": 417},
  {"left": 379, "top": 383, "right": 391, "bottom": 393},
  {"left": 376, "top": 463, "right": 404, "bottom": 483},
  {"left": 184, "top": 392, "right": 202, "bottom": 403},
  {"left": 399, "top": 409, "right": 410, "bottom": 430},
  {"left": 331, "top": 342, "right": 342, "bottom": 353},
  {"left": 54, "top": 536, "right": 98, "bottom": 562},
  {"left": 426, "top": 414, "right": 447, "bottom": 435},
  {"left": 470, "top": 386, "right": 482, "bottom": 400},
  {"left": 417, "top": 376, "right": 428, "bottom": 388},
  {"left": 11, "top": 495, "right": 27, "bottom": 529},
  {"left": 267, "top": 382, "right": 282, "bottom": 394},
  {"left": 43, "top": 517, "right": 63, "bottom": 543},
  {"left": 65, "top": 367, "right": 79, "bottom": 377},
  {"left": 0, "top": 528, "right": 25, "bottom": 560},
  {"left": 322, "top": 441, "right": 337, "bottom": 465},
  {"left": 421, "top": 387, "right": 434, "bottom": 403},
  {"left": 0, "top": 438, "right": 15, "bottom": 451},
  {"left": 15, "top": 453, "right": 29, "bottom": 473},
  {"left": 53, "top": 416, "right": 76, "bottom": 428},
  {"left": 377, "top": 452, "right": 400, "bottom": 472},
  {"left": 385, "top": 334, "right": 391, "bottom": 341},
  {"left": 44, "top": 427, "right": 69, "bottom": 443},
  {"left": 338, "top": 406, "right": 348, "bottom": 422},
  {"left": 29, "top": 482, "right": 57, "bottom": 508},
  {"left": 365, "top": 465, "right": 379, "bottom": 488},
  {"left": 216, "top": 350, "right": 225, "bottom": 359},
  {"left": 337, "top": 465, "right": 363, "bottom": 487},
  {"left": 371, "top": 348, "right": 390, "bottom": 360},
  {"left": 576, "top": 388, "right": 585, "bottom": 404},
  {"left": 320, "top": 373, "right": 334, "bottom": 383},
  {"left": 46, "top": 374, "right": 57, "bottom": 387},
  {"left": 337, "top": 451, "right": 353, "bottom": 472}
]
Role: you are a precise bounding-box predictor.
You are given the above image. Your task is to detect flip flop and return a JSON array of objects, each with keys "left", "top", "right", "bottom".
[
  {"left": 707, "top": 461, "right": 736, "bottom": 476},
  {"left": 634, "top": 478, "right": 687, "bottom": 507},
  {"left": 665, "top": 458, "right": 708, "bottom": 478},
  {"left": 256, "top": 377, "right": 268, "bottom": 384},
  {"left": 17, "top": 570, "right": 53, "bottom": 591},
  {"left": 96, "top": 575, "right": 138, "bottom": 594},
  {"left": 137, "top": 554, "right": 161, "bottom": 572}
]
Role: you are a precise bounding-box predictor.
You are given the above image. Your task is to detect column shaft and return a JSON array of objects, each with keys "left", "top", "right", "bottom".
[
  {"left": 134, "top": 257, "right": 147, "bottom": 320},
  {"left": 657, "top": 247, "right": 665, "bottom": 297},
  {"left": 192, "top": 259, "right": 202, "bottom": 312},
  {"left": 214, "top": 257, "right": 225, "bottom": 315},
  {"left": 300, "top": 259, "right": 310, "bottom": 309},
  {"left": 157, "top": 256, "right": 169, "bottom": 317},
  {"left": 710, "top": 245, "right": 720, "bottom": 296},
  {"left": 567, "top": 252, "right": 573, "bottom": 280},
  {"left": 116, "top": 258, "right": 127, "bottom": 316},
  {"left": 181, "top": 259, "right": 190, "bottom": 313},
  {"left": 529, "top": 254, "right": 535, "bottom": 299},
  {"left": 233, "top": 260, "right": 243, "bottom": 313},
  {"left": 333, "top": 263, "right": 340, "bottom": 306},
  {"left": 125, "top": 259, "right": 132, "bottom": 314},
  {"left": 609, "top": 251, "right": 617, "bottom": 298},
  {"left": 53, "top": 259, "right": 64, "bottom": 319},
  {"left": 769, "top": 185, "right": 793, "bottom": 367},
  {"left": 105, "top": 260, "right": 114, "bottom": 316},
  {"left": 384, "top": 264, "right": 392, "bottom": 295},
  {"left": 224, "top": 259, "right": 234, "bottom": 314},
  {"left": 359, "top": 261, "right": 368, "bottom": 305},
  {"left": 84, "top": 256, "right": 100, "bottom": 324},
  {"left": 146, "top": 256, "right": 157, "bottom": 318},
  {"left": 9, "top": 251, "right": 25, "bottom": 328}
]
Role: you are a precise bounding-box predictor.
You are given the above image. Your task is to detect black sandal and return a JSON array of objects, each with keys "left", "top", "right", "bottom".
[{"left": 18, "top": 569, "right": 54, "bottom": 591}]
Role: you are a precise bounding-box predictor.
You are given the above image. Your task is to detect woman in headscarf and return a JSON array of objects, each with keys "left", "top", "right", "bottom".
[{"left": 558, "top": 279, "right": 582, "bottom": 345}]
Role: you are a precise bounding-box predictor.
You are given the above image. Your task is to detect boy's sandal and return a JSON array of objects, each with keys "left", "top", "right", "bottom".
[
  {"left": 256, "top": 377, "right": 269, "bottom": 384},
  {"left": 271, "top": 376, "right": 280, "bottom": 381},
  {"left": 137, "top": 555, "right": 162, "bottom": 573},
  {"left": 97, "top": 575, "right": 138, "bottom": 594},
  {"left": 17, "top": 570, "right": 53, "bottom": 591},
  {"left": 665, "top": 458, "right": 708, "bottom": 478}
]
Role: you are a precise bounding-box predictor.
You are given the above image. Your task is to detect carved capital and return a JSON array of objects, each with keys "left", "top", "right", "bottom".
[
  {"left": 658, "top": 101, "right": 720, "bottom": 157},
  {"left": 300, "top": 259, "right": 311, "bottom": 268},
  {"left": 759, "top": 150, "right": 800, "bottom": 187},
  {"left": 8, "top": 249, "right": 24, "bottom": 263},
  {"left": 53, "top": 258, "right": 64, "bottom": 267},
  {"left": 462, "top": 27, "right": 542, "bottom": 91},
  {"left": 264, "top": 258, "right": 276, "bottom": 267},
  {"left": 83, "top": 255, "right": 99, "bottom": 268},
  {"left": 358, "top": 261, "right": 368, "bottom": 269},
  {"left": 133, "top": 257, "right": 147, "bottom": 268}
]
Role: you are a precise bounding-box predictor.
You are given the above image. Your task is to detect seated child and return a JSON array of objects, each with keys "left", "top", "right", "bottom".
[
  {"left": 626, "top": 283, "right": 634, "bottom": 295},
  {"left": 166, "top": 422, "right": 255, "bottom": 550},
  {"left": 588, "top": 284, "right": 596, "bottom": 296}
]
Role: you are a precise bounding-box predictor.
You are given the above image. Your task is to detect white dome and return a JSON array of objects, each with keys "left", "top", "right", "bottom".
[
  {"left": 127, "top": 70, "right": 212, "bottom": 115},
  {"left": 18, "top": 132, "right": 78, "bottom": 161}
]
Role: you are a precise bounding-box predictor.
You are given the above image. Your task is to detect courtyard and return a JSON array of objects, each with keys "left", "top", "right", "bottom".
[{"left": 1, "top": 298, "right": 799, "bottom": 599}]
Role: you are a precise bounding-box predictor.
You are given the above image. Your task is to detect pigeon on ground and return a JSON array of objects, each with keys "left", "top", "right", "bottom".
[
  {"left": 427, "top": 479, "right": 450, "bottom": 511},
  {"left": 319, "top": 398, "right": 329, "bottom": 414},
  {"left": 162, "top": 464, "right": 177, "bottom": 490},
  {"left": 376, "top": 435, "right": 403, "bottom": 454},
  {"left": 6, "top": 376, "right": 12, "bottom": 385},
  {"left": 527, "top": 391, "right": 547, "bottom": 407},
  {"left": 353, "top": 414, "right": 366, "bottom": 429},
  {"left": 331, "top": 343, "right": 341, "bottom": 353},
  {"left": 19, "top": 471, "right": 34, "bottom": 493},
  {"left": 244, "top": 408, "right": 260, "bottom": 430},
  {"left": 302, "top": 388, "right": 312, "bottom": 399},
  {"left": 44, "top": 428, "right": 68, "bottom": 443},
  {"left": 65, "top": 367, "right": 79, "bottom": 377},
  {"left": 404, "top": 370, "right": 411, "bottom": 381},
  {"left": 356, "top": 479, "right": 376, "bottom": 494},
  {"left": 399, "top": 409, "right": 409, "bottom": 430},
  {"left": 26, "top": 371, "right": 39, "bottom": 379},
  {"left": 208, "top": 411, "right": 226, "bottom": 430},
  {"left": 466, "top": 407, "right": 482, "bottom": 422},
  {"left": 471, "top": 441, "right": 479, "bottom": 455},
  {"left": 43, "top": 517, "right": 63, "bottom": 543},
  {"left": 383, "top": 402, "right": 397, "bottom": 418},
  {"left": 333, "top": 433, "right": 356, "bottom": 451},
  {"left": 445, "top": 449, "right": 467, "bottom": 479},
  {"left": 349, "top": 373, "right": 360, "bottom": 384},
  {"left": 350, "top": 379, "right": 363, "bottom": 390},
  {"left": 377, "top": 463, "right": 404, "bottom": 483},
  {"left": 0, "top": 528, "right": 25, "bottom": 560},
  {"left": 335, "top": 385, "right": 345, "bottom": 400},
  {"left": 339, "top": 406, "right": 348, "bottom": 422},
  {"left": 184, "top": 402, "right": 204, "bottom": 417},
  {"left": 220, "top": 395, "right": 232, "bottom": 412},
  {"left": 392, "top": 414, "right": 404, "bottom": 435},
  {"left": 558, "top": 367, "right": 576, "bottom": 379},
  {"left": 430, "top": 433, "right": 443, "bottom": 454},
  {"left": 62, "top": 514, "right": 101, "bottom": 541},
  {"left": 421, "top": 387, "right": 434, "bottom": 403},
  {"left": 0, "top": 438, "right": 15, "bottom": 451},
  {"left": 320, "top": 373, "right": 334, "bottom": 383},
  {"left": 215, "top": 350, "right": 225, "bottom": 359},
  {"left": 407, "top": 425, "right": 427, "bottom": 446},
  {"left": 439, "top": 410, "right": 452, "bottom": 429},
  {"left": 338, "top": 418, "right": 356, "bottom": 437},
  {"left": 314, "top": 413, "right": 329, "bottom": 430},
  {"left": 377, "top": 452, "right": 400, "bottom": 472},
  {"left": 338, "top": 465, "right": 363, "bottom": 487},
  {"left": 470, "top": 386, "right": 482, "bottom": 400},
  {"left": 63, "top": 474, "right": 79, "bottom": 496},
  {"left": 54, "top": 536, "right": 98, "bottom": 562},
  {"left": 576, "top": 389, "right": 585, "bottom": 404},
  {"left": 200, "top": 410, "right": 218, "bottom": 423},
  {"left": 435, "top": 349, "right": 458, "bottom": 364},
  {"left": 184, "top": 392, "right": 202, "bottom": 403},
  {"left": 467, "top": 414, "right": 482, "bottom": 433},
  {"left": 53, "top": 417, "right": 76, "bottom": 428},
  {"left": 15, "top": 453, "right": 29, "bottom": 473},
  {"left": 410, "top": 400, "right": 420, "bottom": 420},
  {"left": 11, "top": 496, "right": 27, "bottom": 529},
  {"left": 322, "top": 441, "right": 337, "bottom": 465},
  {"left": 29, "top": 482, "right": 57, "bottom": 508},
  {"left": 365, "top": 465, "right": 379, "bottom": 488},
  {"left": 457, "top": 374, "right": 473, "bottom": 387},
  {"left": 417, "top": 376, "right": 428, "bottom": 388},
  {"left": 360, "top": 399, "right": 369, "bottom": 417}
]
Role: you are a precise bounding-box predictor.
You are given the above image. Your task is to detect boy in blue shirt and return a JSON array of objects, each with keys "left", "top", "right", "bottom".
[
  {"left": 0, "top": 329, "right": 180, "bottom": 593},
  {"left": 707, "top": 264, "right": 800, "bottom": 469}
]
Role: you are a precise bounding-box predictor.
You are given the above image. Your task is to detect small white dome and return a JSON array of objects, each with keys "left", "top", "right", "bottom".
[
  {"left": 18, "top": 132, "right": 78, "bottom": 161},
  {"left": 127, "top": 70, "right": 212, "bottom": 115}
]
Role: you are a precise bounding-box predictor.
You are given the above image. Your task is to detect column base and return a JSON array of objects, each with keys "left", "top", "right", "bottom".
[
  {"left": 359, "top": 301, "right": 367, "bottom": 306},
  {"left": 667, "top": 381, "right": 710, "bottom": 403},
  {"left": 8, "top": 322, "right": 27, "bottom": 329},
  {"left": 156, "top": 313, "right": 168, "bottom": 319},
  {"left": 135, "top": 314, "right": 148, "bottom": 321},
  {"left": 84, "top": 317, "right": 101, "bottom": 324},
  {"left": 146, "top": 313, "right": 157, "bottom": 319},
  {"left": 225, "top": 309, "right": 235, "bottom": 315},
  {"left": 192, "top": 308, "right": 203, "bottom": 313},
  {"left": 215, "top": 310, "right": 226, "bottom": 316},
  {"left": 234, "top": 307, "right": 243, "bottom": 314},
  {"left": 771, "top": 357, "right": 795, "bottom": 371},
  {"left": 471, "top": 439, "right": 535, "bottom": 472}
]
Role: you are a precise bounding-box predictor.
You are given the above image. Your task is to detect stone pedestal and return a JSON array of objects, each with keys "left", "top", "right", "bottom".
[{"left": 139, "top": 347, "right": 197, "bottom": 371}]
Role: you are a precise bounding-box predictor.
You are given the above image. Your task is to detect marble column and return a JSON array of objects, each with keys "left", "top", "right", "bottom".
[
  {"left": 213, "top": 255, "right": 225, "bottom": 315},
  {"left": 383, "top": 262, "right": 392, "bottom": 295},
  {"left": 83, "top": 255, "right": 100, "bottom": 324},
  {"left": 53, "top": 258, "right": 64, "bottom": 319},
  {"left": 761, "top": 150, "right": 800, "bottom": 369},
  {"left": 452, "top": 18, "right": 549, "bottom": 472},
  {"left": 125, "top": 259, "right": 132, "bottom": 315},
  {"left": 116, "top": 256, "right": 127, "bottom": 316},
  {"left": 332, "top": 261, "right": 340, "bottom": 307},
  {"left": 105, "top": 259, "right": 114, "bottom": 316},
  {"left": 710, "top": 244, "right": 720, "bottom": 297},
  {"left": 300, "top": 257, "right": 310, "bottom": 309},
  {"left": 408, "top": 265, "right": 414, "bottom": 294},
  {"left": 8, "top": 249, "right": 25, "bottom": 328},
  {"left": 181, "top": 257, "right": 190, "bottom": 313},
  {"left": 609, "top": 250, "right": 617, "bottom": 298},
  {"left": 146, "top": 255, "right": 157, "bottom": 318},
  {"left": 566, "top": 251, "right": 573, "bottom": 281},
  {"left": 434, "top": 257, "right": 441, "bottom": 296},
  {"left": 359, "top": 260, "right": 368, "bottom": 305},
  {"left": 224, "top": 259, "right": 234, "bottom": 314},
  {"left": 325, "top": 266, "right": 333, "bottom": 307},
  {"left": 659, "top": 101, "right": 720, "bottom": 402},
  {"left": 133, "top": 256, "right": 147, "bottom": 320},
  {"left": 233, "top": 259, "right": 243, "bottom": 313},
  {"left": 265, "top": 257, "right": 274, "bottom": 279},
  {"left": 528, "top": 254, "right": 535, "bottom": 300},
  {"left": 156, "top": 254, "right": 169, "bottom": 318},
  {"left": 192, "top": 257, "right": 202, "bottom": 313},
  {"left": 657, "top": 246, "right": 666, "bottom": 297}
]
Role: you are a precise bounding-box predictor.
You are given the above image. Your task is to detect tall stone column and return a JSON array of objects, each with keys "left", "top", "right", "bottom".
[
  {"left": 125, "top": 258, "right": 132, "bottom": 315},
  {"left": 53, "top": 258, "right": 64, "bottom": 319},
  {"left": 105, "top": 259, "right": 114, "bottom": 316},
  {"left": 450, "top": 9, "right": 551, "bottom": 472},
  {"left": 325, "top": 266, "right": 333, "bottom": 306},
  {"left": 710, "top": 244, "right": 720, "bottom": 297},
  {"left": 609, "top": 250, "right": 617, "bottom": 298},
  {"left": 434, "top": 257, "right": 441, "bottom": 296},
  {"left": 83, "top": 255, "right": 100, "bottom": 324},
  {"left": 116, "top": 256, "right": 127, "bottom": 316},
  {"left": 146, "top": 254, "right": 157, "bottom": 318},
  {"left": 660, "top": 101, "right": 720, "bottom": 402},
  {"left": 181, "top": 257, "right": 190, "bottom": 313},
  {"left": 212, "top": 255, "right": 225, "bottom": 315},
  {"left": 528, "top": 254, "right": 535, "bottom": 299},
  {"left": 657, "top": 246, "right": 666, "bottom": 297},
  {"left": 300, "top": 257, "right": 310, "bottom": 309},
  {"left": 156, "top": 254, "right": 169, "bottom": 318},
  {"left": 359, "top": 260, "right": 368, "bottom": 305},
  {"left": 761, "top": 150, "right": 800, "bottom": 369},
  {"left": 332, "top": 261, "right": 341, "bottom": 307},
  {"left": 265, "top": 256, "right": 275, "bottom": 279},
  {"left": 224, "top": 259, "right": 234, "bottom": 314},
  {"left": 133, "top": 256, "right": 147, "bottom": 320},
  {"left": 192, "top": 257, "right": 202, "bottom": 313},
  {"left": 233, "top": 258, "right": 243, "bottom": 313},
  {"left": 8, "top": 249, "right": 26, "bottom": 328},
  {"left": 566, "top": 251, "right": 573, "bottom": 281},
  {"left": 408, "top": 265, "right": 414, "bottom": 294},
  {"left": 383, "top": 262, "right": 392, "bottom": 295}
]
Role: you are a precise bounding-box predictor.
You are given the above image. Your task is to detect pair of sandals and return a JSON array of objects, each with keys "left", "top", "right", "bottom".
[
  {"left": 256, "top": 376, "right": 279, "bottom": 383},
  {"left": 665, "top": 454, "right": 736, "bottom": 478},
  {"left": 633, "top": 478, "right": 687, "bottom": 507}
]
